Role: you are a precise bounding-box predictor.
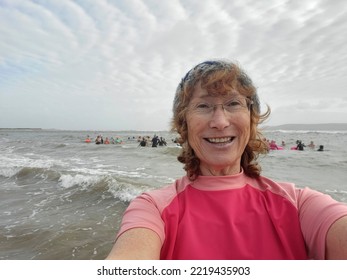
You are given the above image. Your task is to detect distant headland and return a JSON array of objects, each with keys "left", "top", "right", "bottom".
[
  {"left": 0, "top": 128, "right": 42, "bottom": 130},
  {"left": 262, "top": 123, "right": 347, "bottom": 131},
  {"left": 1, "top": 124, "right": 347, "bottom": 132}
]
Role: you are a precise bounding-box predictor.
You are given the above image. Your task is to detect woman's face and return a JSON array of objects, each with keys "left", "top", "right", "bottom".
[{"left": 186, "top": 83, "right": 251, "bottom": 176}]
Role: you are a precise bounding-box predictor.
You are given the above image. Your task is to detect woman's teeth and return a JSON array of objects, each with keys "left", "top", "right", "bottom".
[{"left": 207, "top": 137, "right": 234, "bottom": 143}]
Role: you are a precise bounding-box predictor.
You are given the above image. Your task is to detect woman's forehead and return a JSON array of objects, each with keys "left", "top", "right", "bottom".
[{"left": 191, "top": 83, "right": 240, "bottom": 98}]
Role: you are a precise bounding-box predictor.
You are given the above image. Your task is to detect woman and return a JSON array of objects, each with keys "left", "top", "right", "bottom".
[{"left": 107, "top": 60, "right": 347, "bottom": 260}]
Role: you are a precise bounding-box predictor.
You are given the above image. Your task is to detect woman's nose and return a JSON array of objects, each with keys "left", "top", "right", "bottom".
[{"left": 209, "top": 106, "right": 230, "bottom": 130}]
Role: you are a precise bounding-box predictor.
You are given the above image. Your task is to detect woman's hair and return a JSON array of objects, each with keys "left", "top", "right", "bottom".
[{"left": 171, "top": 60, "right": 271, "bottom": 179}]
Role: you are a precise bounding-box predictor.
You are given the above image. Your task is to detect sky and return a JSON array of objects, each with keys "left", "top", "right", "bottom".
[{"left": 1, "top": 0, "right": 347, "bottom": 131}]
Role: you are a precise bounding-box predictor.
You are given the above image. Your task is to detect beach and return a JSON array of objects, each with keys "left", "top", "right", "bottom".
[{"left": 1, "top": 128, "right": 346, "bottom": 259}]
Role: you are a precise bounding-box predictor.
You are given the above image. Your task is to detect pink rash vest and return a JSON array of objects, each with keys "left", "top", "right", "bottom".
[{"left": 117, "top": 171, "right": 347, "bottom": 260}]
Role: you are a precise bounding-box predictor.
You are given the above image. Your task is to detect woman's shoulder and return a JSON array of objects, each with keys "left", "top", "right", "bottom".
[
  {"left": 137, "top": 176, "right": 192, "bottom": 211},
  {"left": 249, "top": 174, "right": 299, "bottom": 206}
]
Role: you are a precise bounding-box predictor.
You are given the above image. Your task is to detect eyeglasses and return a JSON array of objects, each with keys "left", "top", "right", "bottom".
[{"left": 188, "top": 97, "right": 253, "bottom": 115}]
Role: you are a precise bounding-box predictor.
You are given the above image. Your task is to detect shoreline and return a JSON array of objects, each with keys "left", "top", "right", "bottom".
[
  {"left": 262, "top": 123, "right": 347, "bottom": 131},
  {"left": 2, "top": 123, "right": 347, "bottom": 132}
]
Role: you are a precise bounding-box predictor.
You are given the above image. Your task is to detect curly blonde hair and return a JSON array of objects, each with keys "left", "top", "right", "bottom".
[{"left": 171, "top": 60, "right": 270, "bottom": 180}]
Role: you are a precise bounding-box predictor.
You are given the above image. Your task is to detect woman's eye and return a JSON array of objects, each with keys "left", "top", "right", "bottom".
[
  {"left": 225, "top": 100, "right": 242, "bottom": 107},
  {"left": 196, "top": 103, "right": 210, "bottom": 109}
]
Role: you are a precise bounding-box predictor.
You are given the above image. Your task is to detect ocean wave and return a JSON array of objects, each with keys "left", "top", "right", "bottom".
[
  {"left": 15, "top": 167, "right": 61, "bottom": 182},
  {"left": 0, "top": 151, "right": 65, "bottom": 180},
  {"left": 325, "top": 189, "right": 347, "bottom": 202},
  {"left": 57, "top": 173, "right": 150, "bottom": 202},
  {"left": 0, "top": 167, "right": 20, "bottom": 178},
  {"left": 57, "top": 169, "right": 163, "bottom": 201},
  {"left": 108, "top": 177, "right": 151, "bottom": 202},
  {"left": 159, "top": 146, "right": 182, "bottom": 157},
  {"left": 325, "top": 189, "right": 347, "bottom": 194},
  {"left": 0, "top": 163, "right": 61, "bottom": 182},
  {"left": 59, "top": 174, "right": 103, "bottom": 189},
  {"left": 265, "top": 129, "right": 347, "bottom": 135}
]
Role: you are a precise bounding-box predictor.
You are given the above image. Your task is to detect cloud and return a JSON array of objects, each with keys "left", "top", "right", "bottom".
[{"left": 1, "top": 0, "right": 347, "bottom": 130}]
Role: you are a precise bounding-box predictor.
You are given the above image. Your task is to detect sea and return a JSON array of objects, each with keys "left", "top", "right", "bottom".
[{"left": 1, "top": 128, "right": 347, "bottom": 260}]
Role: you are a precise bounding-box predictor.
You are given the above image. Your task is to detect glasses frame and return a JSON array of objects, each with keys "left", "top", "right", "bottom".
[{"left": 188, "top": 96, "right": 254, "bottom": 116}]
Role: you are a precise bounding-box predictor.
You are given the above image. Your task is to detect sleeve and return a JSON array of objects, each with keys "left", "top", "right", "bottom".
[
  {"left": 116, "top": 183, "right": 179, "bottom": 244},
  {"left": 116, "top": 192, "right": 166, "bottom": 244},
  {"left": 297, "top": 187, "right": 347, "bottom": 259}
]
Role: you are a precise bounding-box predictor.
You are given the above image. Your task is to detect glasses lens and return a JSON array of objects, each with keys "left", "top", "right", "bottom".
[
  {"left": 190, "top": 97, "right": 252, "bottom": 115},
  {"left": 223, "top": 97, "right": 248, "bottom": 112}
]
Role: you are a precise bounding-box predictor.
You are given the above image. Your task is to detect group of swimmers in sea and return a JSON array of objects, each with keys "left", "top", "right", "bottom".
[
  {"left": 264, "top": 139, "right": 325, "bottom": 152},
  {"left": 85, "top": 135, "right": 123, "bottom": 144},
  {"left": 138, "top": 135, "right": 167, "bottom": 147},
  {"left": 84, "top": 134, "right": 170, "bottom": 147},
  {"left": 85, "top": 134, "right": 324, "bottom": 151}
]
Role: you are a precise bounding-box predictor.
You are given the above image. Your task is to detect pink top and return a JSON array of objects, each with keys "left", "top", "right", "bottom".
[{"left": 117, "top": 171, "right": 347, "bottom": 259}]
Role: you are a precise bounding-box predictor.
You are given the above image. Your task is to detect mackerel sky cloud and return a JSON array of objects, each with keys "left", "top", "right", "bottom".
[{"left": 1, "top": 0, "right": 347, "bottom": 130}]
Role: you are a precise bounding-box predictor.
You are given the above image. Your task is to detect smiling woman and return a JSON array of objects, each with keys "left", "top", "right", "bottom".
[
  {"left": 185, "top": 84, "right": 253, "bottom": 176},
  {"left": 172, "top": 60, "right": 269, "bottom": 179},
  {"left": 106, "top": 59, "right": 347, "bottom": 260}
]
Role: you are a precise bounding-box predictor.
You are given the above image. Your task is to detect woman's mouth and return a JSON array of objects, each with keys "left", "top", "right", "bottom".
[{"left": 205, "top": 137, "right": 235, "bottom": 144}]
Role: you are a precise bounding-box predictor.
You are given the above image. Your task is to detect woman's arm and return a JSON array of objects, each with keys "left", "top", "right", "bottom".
[
  {"left": 106, "top": 228, "right": 162, "bottom": 260},
  {"left": 326, "top": 215, "right": 347, "bottom": 259}
]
